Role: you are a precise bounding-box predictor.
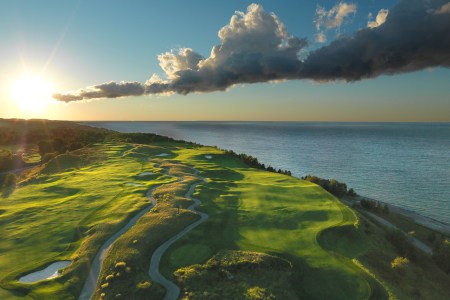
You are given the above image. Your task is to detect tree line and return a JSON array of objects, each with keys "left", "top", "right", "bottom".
[
  {"left": 302, "top": 175, "right": 357, "bottom": 197},
  {"left": 223, "top": 149, "right": 292, "bottom": 176}
]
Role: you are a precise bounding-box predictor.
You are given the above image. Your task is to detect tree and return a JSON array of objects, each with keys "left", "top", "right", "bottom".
[
  {"left": 434, "top": 239, "right": 450, "bottom": 274},
  {"left": 1, "top": 173, "right": 17, "bottom": 198},
  {"left": 38, "top": 140, "right": 53, "bottom": 158}
]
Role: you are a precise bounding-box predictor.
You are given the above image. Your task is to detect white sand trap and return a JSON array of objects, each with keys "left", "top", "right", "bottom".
[
  {"left": 156, "top": 153, "right": 170, "bottom": 157},
  {"left": 138, "top": 171, "right": 154, "bottom": 177},
  {"left": 205, "top": 155, "right": 212, "bottom": 159},
  {"left": 19, "top": 261, "right": 71, "bottom": 283},
  {"left": 125, "top": 182, "right": 144, "bottom": 187}
]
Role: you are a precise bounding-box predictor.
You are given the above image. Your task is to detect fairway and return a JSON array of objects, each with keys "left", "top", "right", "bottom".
[
  {"left": 161, "top": 146, "right": 385, "bottom": 299},
  {"left": 0, "top": 143, "right": 176, "bottom": 299},
  {"left": 0, "top": 141, "right": 388, "bottom": 299}
]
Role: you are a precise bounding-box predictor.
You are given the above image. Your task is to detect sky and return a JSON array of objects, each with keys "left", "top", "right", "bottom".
[{"left": 0, "top": 0, "right": 449, "bottom": 121}]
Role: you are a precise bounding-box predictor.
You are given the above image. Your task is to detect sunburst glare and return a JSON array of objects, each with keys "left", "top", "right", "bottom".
[{"left": 11, "top": 75, "right": 54, "bottom": 114}]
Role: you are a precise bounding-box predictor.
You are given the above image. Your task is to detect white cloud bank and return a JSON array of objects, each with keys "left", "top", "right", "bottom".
[
  {"left": 368, "top": 9, "right": 389, "bottom": 28},
  {"left": 53, "top": 1, "right": 450, "bottom": 102}
]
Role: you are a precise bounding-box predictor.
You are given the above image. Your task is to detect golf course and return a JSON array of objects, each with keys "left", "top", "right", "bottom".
[{"left": 0, "top": 120, "right": 449, "bottom": 299}]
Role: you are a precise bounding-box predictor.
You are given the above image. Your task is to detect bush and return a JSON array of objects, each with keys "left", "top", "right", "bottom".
[
  {"left": 391, "top": 256, "right": 410, "bottom": 269},
  {"left": 42, "top": 152, "right": 58, "bottom": 163},
  {"left": 223, "top": 149, "right": 292, "bottom": 176},
  {"left": 115, "top": 262, "right": 126, "bottom": 269},
  {"left": 136, "top": 281, "right": 151, "bottom": 289},
  {"left": 360, "top": 199, "right": 377, "bottom": 210},
  {"left": 348, "top": 188, "right": 357, "bottom": 197},
  {"left": 433, "top": 239, "right": 450, "bottom": 274},
  {"left": 105, "top": 275, "right": 114, "bottom": 281},
  {"left": 2, "top": 173, "right": 17, "bottom": 189},
  {"left": 1, "top": 173, "right": 17, "bottom": 198},
  {"left": 386, "top": 230, "right": 417, "bottom": 261},
  {"left": 303, "top": 175, "right": 355, "bottom": 197}
]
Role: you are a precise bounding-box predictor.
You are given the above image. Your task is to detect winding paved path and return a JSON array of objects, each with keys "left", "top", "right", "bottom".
[
  {"left": 78, "top": 148, "right": 207, "bottom": 300},
  {"left": 78, "top": 187, "right": 158, "bottom": 300},
  {"left": 148, "top": 168, "right": 208, "bottom": 300}
]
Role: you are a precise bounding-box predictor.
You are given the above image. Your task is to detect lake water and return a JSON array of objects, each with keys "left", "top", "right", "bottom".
[{"left": 84, "top": 121, "right": 450, "bottom": 224}]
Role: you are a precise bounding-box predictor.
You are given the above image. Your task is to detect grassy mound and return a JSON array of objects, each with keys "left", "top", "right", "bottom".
[
  {"left": 40, "top": 147, "right": 105, "bottom": 175},
  {"left": 175, "top": 250, "right": 296, "bottom": 299}
]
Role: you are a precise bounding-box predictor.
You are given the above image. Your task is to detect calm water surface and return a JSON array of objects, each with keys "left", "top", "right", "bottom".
[{"left": 84, "top": 122, "right": 450, "bottom": 224}]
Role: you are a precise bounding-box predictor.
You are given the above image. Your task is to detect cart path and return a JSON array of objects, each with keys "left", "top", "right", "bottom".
[{"left": 148, "top": 168, "right": 208, "bottom": 300}]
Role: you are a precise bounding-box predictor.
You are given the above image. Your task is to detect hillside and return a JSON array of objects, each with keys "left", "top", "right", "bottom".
[{"left": 0, "top": 121, "right": 449, "bottom": 299}]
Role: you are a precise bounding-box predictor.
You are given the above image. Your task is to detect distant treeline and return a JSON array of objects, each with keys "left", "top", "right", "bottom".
[
  {"left": 0, "top": 119, "right": 196, "bottom": 167},
  {"left": 302, "top": 175, "right": 357, "bottom": 197},
  {"left": 0, "top": 150, "right": 27, "bottom": 172},
  {"left": 0, "top": 119, "right": 110, "bottom": 146}
]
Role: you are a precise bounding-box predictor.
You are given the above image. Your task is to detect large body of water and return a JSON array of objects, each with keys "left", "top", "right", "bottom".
[{"left": 84, "top": 122, "right": 450, "bottom": 224}]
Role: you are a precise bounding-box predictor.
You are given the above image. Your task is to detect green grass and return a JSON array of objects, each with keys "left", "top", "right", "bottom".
[
  {"left": 91, "top": 161, "right": 201, "bottom": 299},
  {"left": 175, "top": 250, "right": 296, "bottom": 299},
  {"left": 0, "top": 144, "right": 40, "bottom": 164},
  {"left": 160, "top": 146, "right": 386, "bottom": 299},
  {"left": 356, "top": 214, "right": 450, "bottom": 300},
  {"left": 0, "top": 143, "right": 173, "bottom": 299},
  {"left": 1, "top": 139, "right": 448, "bottom": 299}
]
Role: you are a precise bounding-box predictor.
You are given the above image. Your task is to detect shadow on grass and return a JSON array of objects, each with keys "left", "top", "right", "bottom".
[
  {"left": 160, "top": 167, "right": 245, "bottom": 278},
  {"left": 1, "top": 186, "right": 15, "bottom": 198}
]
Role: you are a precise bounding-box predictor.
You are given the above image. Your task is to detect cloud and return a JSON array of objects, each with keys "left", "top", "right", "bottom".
[
  {"left": 315, "top": 2, "right": 357, "bottom": 30},
  {"left": 54, "top": 3, "right": 307, "bottom": 101},
  {"left": 301, "top": 0, "right": 450, "bottom": 81},
  {"left": 54, "top": 0, "right": 450, "bottom": 102},
  {"left": 436, "top": 2, "right": 450, "bottom": 13},
  {"left": 315, "top": 32, "right": 327, "bottom": 43},
  {"left": 158, "top": 48, "right": 204, "bottom": 79},
  {"left": 368, "top": 9, "right": 389, "bottom": 28},
  {"left": 314, "top": 2, "right": 356, "bottom": 43},
  {"left": 53, "top": 81, "right": 145, "bottom": 102}
]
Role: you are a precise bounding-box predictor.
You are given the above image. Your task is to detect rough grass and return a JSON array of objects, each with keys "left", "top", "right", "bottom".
[
  {"left": 356, "top": 215, "right": 450, "bottom": 300},
  {"left": 91, "top": 162, "right": 200, "bottom": 300},
  {"left": 40, "top": 147, "right": 105, "bottom": 175},
  {"left": 175, "top": 250, "right": 296, "bottom": 299}
]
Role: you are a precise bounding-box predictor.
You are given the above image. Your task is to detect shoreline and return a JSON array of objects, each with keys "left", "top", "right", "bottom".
[{"left": 351, "top": 195, "right": 450, "bottom": 236}]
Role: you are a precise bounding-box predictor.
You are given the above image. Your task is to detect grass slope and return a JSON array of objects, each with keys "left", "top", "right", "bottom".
[
  {"left": 160, "top": 146, "right": 385, "bottom": 299},
  {"left": 0, "top": 143, "right": 166, "bottom": 299},
  {"left": 2, "top": 139, "right": 447, "bottom": 299},
  {"left": 175, "top": 250, "right": 296, "bottom": 299}
]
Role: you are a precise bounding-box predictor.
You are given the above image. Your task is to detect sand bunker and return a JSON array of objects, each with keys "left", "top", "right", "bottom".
[
  {"left": 19, "top": 261, "right": 71, "bottom": 283},
  {"left": 205, "top": 155, "right": 212, "bottom": 159},
  {"left": 138, "top": 171, "right": 154, "bottom": 177},
  {"left": 156, "top": 153, "right": 170, "bottom": 157},
  {"left": 125, "top": 182, "right": 144, "bottom": 187}
]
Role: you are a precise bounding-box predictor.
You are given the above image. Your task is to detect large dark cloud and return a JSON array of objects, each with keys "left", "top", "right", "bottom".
[
  {"left": 53, "top": 0, "right": 450, "bottom": 102},
  {"left": 301, "top": 0, "right": 450, "bottom": 81},
  {"left": 54, "top": 81, "right": 144, "bottom": 102}
]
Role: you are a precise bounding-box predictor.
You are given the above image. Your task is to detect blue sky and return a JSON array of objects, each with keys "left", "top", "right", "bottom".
[{"left": 1, "top": 0, "right": 449, "bottom": 121}]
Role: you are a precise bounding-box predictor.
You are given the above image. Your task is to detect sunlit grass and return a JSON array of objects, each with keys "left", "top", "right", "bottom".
[
  {"left": 160, "top": 146, "right": 383, "bottom": 299},
  {"left": 0, "top": 143, "right": 169, "bottom": 298}
]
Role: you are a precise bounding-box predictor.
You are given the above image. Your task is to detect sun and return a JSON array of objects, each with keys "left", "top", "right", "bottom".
[{"left": 11, "top": 75, "right": 54, "bottom": 113}]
